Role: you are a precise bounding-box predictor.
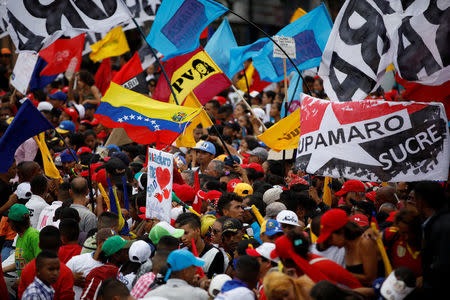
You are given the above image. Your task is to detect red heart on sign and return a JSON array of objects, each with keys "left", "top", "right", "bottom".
[
  {"left": 156, "top": 167, "right": 171, "bottom": 190},
  {"left": 155, "top": 193, "right": 163, "bottom": 203}
]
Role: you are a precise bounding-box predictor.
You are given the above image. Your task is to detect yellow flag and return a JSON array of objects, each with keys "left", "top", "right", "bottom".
[
  {"left": 176, "top": 93, "right": 213, "bottom": 147},
  {"left": 322, "top": 177, "right": 332, "bottom": 207},
  {"left": 257, "top": 108, "right": 300, "bottom": 151},
  {"left": 236, "top": 63, "right": 255, "bottom": 91},
  {"left": 89, "top": 26, "right": 130, "bottom": 62},
  {"left": 33, "top": 133, "right": 62, "bottom": 180},
  {"left": 290, "top": 7, "right": 307, "bottom": 23}
]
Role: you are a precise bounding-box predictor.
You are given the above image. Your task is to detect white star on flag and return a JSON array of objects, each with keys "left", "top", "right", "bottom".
[
  {"left": 151, "top": 120, "right": 156, "bottom": 124},
  {"left": 123, "top": 115, "right": 129, "bottom": 120},
  {"left": 301, "top": 104, "right": 386, "bottom": 173},
  {"left": 144, "top": 118, "right": 150, "bottom": 122},
  {"left": 154, "top": 125, "right": 160, "bottom": 130},
  {"left": 137, "top": 116, "right": 142, "bottom": 120},
  {"left": 130, "top": 114, "right": 135, "bottom": 120},
  {"left": 118, "top": 118, "right": 123, "bottom": 122}
]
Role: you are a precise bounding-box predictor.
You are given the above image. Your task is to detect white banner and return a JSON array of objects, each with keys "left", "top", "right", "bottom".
[
  {"left": 10, "top": 52, "right": 38, "bottom": 94},
  {"left": 146, "top": 148, "right": 173, "bottom": 222},
  {"left": 6, "top": 0, "right": 131, "bottom": 52},
  {"left": 319, "top": 0, "right": 450, "bottom": 102}
]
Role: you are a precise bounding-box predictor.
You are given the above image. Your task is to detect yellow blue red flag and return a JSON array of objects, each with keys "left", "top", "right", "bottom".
[{"left": 95, "top": 83, "right": 201, "bottom": 147}]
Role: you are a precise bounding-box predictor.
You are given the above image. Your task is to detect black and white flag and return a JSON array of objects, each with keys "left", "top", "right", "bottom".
[
  {"left": 319, "top": 0, "right": 450, "bottom": 102},
  {"left": 6, "top": 0, "right": 131, "bottom": 52}
]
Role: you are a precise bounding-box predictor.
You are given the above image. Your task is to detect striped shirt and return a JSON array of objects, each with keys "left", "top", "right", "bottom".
[{"left": 22, "top": 277, "right": 55, "bottom": 300}]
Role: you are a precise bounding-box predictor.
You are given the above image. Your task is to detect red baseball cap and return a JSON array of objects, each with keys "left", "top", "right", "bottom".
[
  {"left": 335, "top": 180, "right": 366, "bottom": 196},
  {"left": 205, "top": 190, "right": 222, "bottom": 204},
  {"left": 173, "top": 184, "right": 195, "bottom": 204},
  {"left": 242, "top": 163, "right": 264, "bottom": 174},
  {"left": 317, "top": 209, "right": 349, "bottom": 244},
  {"left": 213, "top": 96, "right": 227, "bottom": 105},
  {"left": 385, "top": 210, "right": 399, "bottom": 223},
  {"left": 227, "top": 179, "right": 242, "bottom": 192},
  {"left": 349, "top": 214, "right": 369, "bottom": 227}
]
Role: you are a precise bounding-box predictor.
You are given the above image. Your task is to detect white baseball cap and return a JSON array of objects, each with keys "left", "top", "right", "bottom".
[
  {"left": 37, "top": 101, "right": 53, "bottom": 112},
  {"left": 209, "top": 274, "right": 232, "bottom": 297},
  {"left": 246, "top": 242, "right": 280, "bottom": 263},
  {"left": 276, "top": 210, "right": 299, "bottom": 226},
  {"left": 15, "top": 182, "right": 32, "bottom": 200},
  {"left": 128, "top": 240, "right": 152, "bottom": 263}
]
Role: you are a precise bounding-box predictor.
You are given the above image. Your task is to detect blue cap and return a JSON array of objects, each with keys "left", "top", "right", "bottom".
[
  {"left": 164, "top": 249, "right": 205, "bottom": 281},
  {"left": 60, "top": 149, "right": 77, "bottom": 163},
  {"left": 261, "top": 219, "right": 283, "bottom": 236},
  {"left": 193, "top": 140, "right": 216, "bottom": 155},
  {"left": 57, "top": 120, "right": 76, "bottom": 134},
  {"left": 49, "top": 91, "right": 67, "bottom": 102}
]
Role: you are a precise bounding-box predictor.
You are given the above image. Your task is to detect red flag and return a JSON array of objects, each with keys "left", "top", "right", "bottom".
[
  {"left": 395, "top": 73, "right": 450, "bottom": 118},
  {"left": 250, "top": 68, "right": 271, "bottom": 92},
  {"left": 112, "top": 52, "right": 149, "bottom": 95},
  {"left": 152, "top": 47, "right": 231, "bottom": 105},
  {"left": 95, "top": 58, "right": 112, "bottom": 95},
  {"left": 39, "top": 34, "right": 85, "bottom": 76}
]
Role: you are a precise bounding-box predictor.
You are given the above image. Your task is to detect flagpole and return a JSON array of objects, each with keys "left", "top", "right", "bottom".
[
  {"left": 53, "top": 130, "right": 79, "bottom": 164},
  {"left": 225, "top": 8, "right": 313, "bottom": 96},
  {"left": 128, "top": 17, "right": 180, "bottom": 105},
  {"left": 242, "top": 64, "right": 251, "bottom": 96}
]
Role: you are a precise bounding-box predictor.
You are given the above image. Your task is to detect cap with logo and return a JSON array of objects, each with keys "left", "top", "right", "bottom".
[
  {"left": 56, "top": 120, "right": 76, "bottom": 134},
  {"left": 233, "top": 183, "right": 253, "bottom": 197},
  {"left": 316, "top": 209, "right": 349, "bottom": 244},
  {"left": 77, "top": 147, "right": 92, "bottom": 156},
  {"left": 260, "top": 219, "right": 283, "bottom": 237},
  {"left": 129, "top": 240, "right": 152, "bottom": 263},
  {"left": 227, "top": 179, "right": 242, "bottom": 192},
  {"left": 246, "top": 242, "right": 280, "bottom": 263},
  {"left": 276, "top": 210, "right": 299, "bottom": 226},
  {"left": 165, "top": 249, "right": 205, "bottom": 281},
  {"left": 63, "top": 107, "right": 79, "bottom": 123},
  {"left": 193, "top": 140, "right": 216, "bottom": 155},
  {"left": 8, "top": 204, "right": 30, "bottom": 221},
  {"left": 222, "top": 218, "right": 243, "bottom": 234},
  {"left": 149, "top": 221, "right": 185, "bottom": 244},
  {"left": 15, "top": 182, "right": 32, "bottom": 201},
  {"left": 335, "top": 180, "right": 366, "bottom": 196},
  {"left": 349, "top": 213, "right": 369, "bottom": 227}
]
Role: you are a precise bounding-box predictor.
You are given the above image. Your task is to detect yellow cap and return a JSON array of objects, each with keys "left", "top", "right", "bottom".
[{"left": 234, "top": 183, "right": 253, "bottom": 197}]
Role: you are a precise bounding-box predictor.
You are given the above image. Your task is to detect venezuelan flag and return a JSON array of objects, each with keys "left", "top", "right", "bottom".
[{"left": 95, "top": 83, "right": 201, "bottom": 147}]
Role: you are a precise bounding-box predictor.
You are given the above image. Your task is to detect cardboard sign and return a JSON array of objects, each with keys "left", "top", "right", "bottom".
[
  {"left": 146, "top": 148, "right": 173, "bottom": 222},
  {"left": 273, "top": 35, "right": 296, "bottom": 59},
  {"left": 10, "top": 52, "right": 38, "bottom": 94}
]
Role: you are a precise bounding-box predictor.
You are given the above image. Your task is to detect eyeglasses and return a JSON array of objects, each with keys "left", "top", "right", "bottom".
[{"left": 209, "top": 226, "right": 221, "bottom": 235}]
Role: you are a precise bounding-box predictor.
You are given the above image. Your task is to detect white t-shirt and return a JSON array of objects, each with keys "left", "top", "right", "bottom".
[
  {"left": 25, "top": 195, "right": 49, "bottom": 229},
  {"left": 66, "top": 252, "right": 104, "bottom": 300},
  {"left": 37, "top": 201, "right": 62, "bottom": 230},
  {"left": 309, "top": 244, "right": 346, "bottom": 267}
]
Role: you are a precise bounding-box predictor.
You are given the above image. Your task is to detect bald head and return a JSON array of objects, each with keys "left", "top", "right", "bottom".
[
  {"left": 375, "top": 186, "right": 397, "bottom": 211},
  {"left": 18, "top": 161, "right": 41, "bottom": 183},
  {"left": 70, "top": 177, "right": 88, "bottom": 197}
]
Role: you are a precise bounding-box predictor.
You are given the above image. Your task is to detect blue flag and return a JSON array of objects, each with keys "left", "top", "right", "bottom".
[
  {"left": 0, "top": 100, "right": 54, "bottom": 172},
  {"left": 228, "top": 37, "right": 269, "bottom": 78},
  {"left": 253, "top": 4, "right": 333, "bottom": 82},
  {"left": 29, "top": 57, "right": 58, "bottom": 91},
  {"left": 204, "top": 18, "right": 237, "bottom": 79},
  {"left": 147, "top": 0, "right": 228, "bottom": 60},
  {"left": 281, "top": 71, "right": 303, "bottom": 117}
]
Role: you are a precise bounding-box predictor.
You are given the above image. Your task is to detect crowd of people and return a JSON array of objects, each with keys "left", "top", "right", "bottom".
[{"left": 0, "top": 43, "right": 449, "bottom": 300}]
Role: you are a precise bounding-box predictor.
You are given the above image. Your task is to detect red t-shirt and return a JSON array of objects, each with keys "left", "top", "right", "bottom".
[
  {"left": 18, "top": 258, "right": 75, "bottom": 300},
  {"left": 308, "top": 254, "right": 362, "bottom": 288},
  {"left": 59, "top": 244, "right": 82, "bottom": 264},
  {"left": 384, "top": 227, "right": 422, "bottom": 276},
  {"left": 81, "top": 263, "right": 119, "bottom": 300}
]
